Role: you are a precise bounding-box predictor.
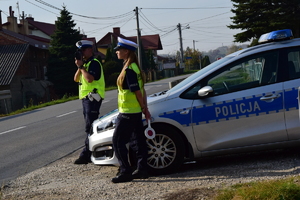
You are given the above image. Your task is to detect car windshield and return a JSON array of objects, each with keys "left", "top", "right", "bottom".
[{"left": 167, "top": 56, "right": 235, "bottom": 94}]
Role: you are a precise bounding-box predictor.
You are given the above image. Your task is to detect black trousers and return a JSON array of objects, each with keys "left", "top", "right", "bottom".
[
  {"left": 112, "top": 113, "right": 148, "bottom": 174},
  {"left": 80, "top": 98, "right": 102, "bottom": 160}
]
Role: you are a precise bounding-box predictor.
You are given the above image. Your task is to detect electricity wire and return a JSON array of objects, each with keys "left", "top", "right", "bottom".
[{"left": 32, "top": 0, "right": 133, "bottom": 20}]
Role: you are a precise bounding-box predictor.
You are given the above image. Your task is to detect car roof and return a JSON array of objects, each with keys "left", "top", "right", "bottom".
[{"left": 228, "top": 38, "right": 300, "bottom": 58}]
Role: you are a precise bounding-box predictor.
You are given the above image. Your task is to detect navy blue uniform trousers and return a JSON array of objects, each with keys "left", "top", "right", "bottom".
[
  {"left": 112, "top": 113, "right": 148, "bottom": 174},
  {"left": 80, "top": 98, "right": 102, "bottom": 160}
]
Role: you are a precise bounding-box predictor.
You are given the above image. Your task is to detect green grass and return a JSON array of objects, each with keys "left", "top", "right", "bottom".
[
  {"left": 214, "top": 177, "right": 300, "bottom": 200},
  {"left": 0, "top": 95, "right": 79, "bottom": 117},
  {"left": 0, "top": 72, "right": 197, "bottom": 118},
  {"left": 0, "top": 86, "right": 120, "bottom": 118},
  {"left": 0, "top": 71, "right": 198, "bottom": 118}
]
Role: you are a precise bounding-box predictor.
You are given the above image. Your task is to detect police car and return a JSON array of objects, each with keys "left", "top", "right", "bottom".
[{"left": 89, "top": 29, "right": 300, "bottom": 175}]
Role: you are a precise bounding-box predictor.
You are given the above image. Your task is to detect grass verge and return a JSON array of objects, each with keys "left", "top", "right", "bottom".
[
  {"left": 162, "top": 176, "right": 300, "bottom": 200},
  {"left": 214, "top": 176, "right": 300, "bottom": 200},
  {"left": 0, "top": 96, "right": 79, "bottom": 118}
]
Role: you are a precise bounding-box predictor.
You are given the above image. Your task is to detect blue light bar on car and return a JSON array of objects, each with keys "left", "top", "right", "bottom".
[{"left": 258, "top": 29, "right": 293, "bottom": 43}]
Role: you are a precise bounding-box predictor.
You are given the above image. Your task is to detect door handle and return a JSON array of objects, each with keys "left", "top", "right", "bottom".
[{"left": 260, "top": 94, "right": 281, "bottom": 102}]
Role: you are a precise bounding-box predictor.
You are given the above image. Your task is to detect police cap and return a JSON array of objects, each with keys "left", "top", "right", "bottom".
[
  {"left": 76, "top": 40, "right": 93, "bottom": 49},
  {"left": 114, "top": 37, "right": 138, "bottom": 51}
]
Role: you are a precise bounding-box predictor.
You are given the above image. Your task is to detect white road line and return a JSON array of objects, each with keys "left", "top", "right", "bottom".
[
  {"left": 56, "top": 111, "right": 77, "bottom": 118},
  {"left": 0, "top": 126, "right": 26, "bottom": 136},
  {"left": 102, "top": 100, "right": 109, "bottom": 103}
]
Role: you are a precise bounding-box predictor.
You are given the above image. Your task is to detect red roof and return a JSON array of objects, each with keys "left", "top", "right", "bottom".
[
  {"left": 127, "top": 34, "right": 163, "bottom": 50},
  {"left": 96, "top": 28, "right": 162, "bottom": 50},
  {"left": 96, "top": 32, "right": 126, "bottom": 48},
  {"left": 26, "top": 17, "right": 56, "bottom": 37},
  {"left": 0, "top": 28, "right": 50, "bottom": 49}
]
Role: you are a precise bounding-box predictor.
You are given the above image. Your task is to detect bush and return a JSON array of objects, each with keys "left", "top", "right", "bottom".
[
  {"left": 106, "top": 72, "right": 119, "bottom": 87},
  {"left": 103, "top": 61, "right": 122, "bottom": 87}
]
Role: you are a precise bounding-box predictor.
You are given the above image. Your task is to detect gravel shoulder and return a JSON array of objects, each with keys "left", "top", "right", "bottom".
[{"left": 2, "top": 148, "right": 300, "bottom": 200}]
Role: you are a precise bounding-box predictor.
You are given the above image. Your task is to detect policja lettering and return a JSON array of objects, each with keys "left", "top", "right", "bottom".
[{"left": 215, "top": 101, "right": 261, "bottom": 118}]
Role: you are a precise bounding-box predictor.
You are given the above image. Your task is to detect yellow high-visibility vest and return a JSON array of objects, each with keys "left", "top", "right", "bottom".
[
  {"left": 118, "top": 63, "right": 143, "bottom": 113},
  {"left": 79, "top": 58, "right": 105, "bottom": 99}
]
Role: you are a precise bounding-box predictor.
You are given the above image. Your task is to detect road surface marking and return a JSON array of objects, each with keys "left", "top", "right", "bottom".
[
  {"left": 0, "top": 126, "right": 26, "bottom": 135},
  {"left": 56, "top": 111, "right": 77, "bottom": 118}
]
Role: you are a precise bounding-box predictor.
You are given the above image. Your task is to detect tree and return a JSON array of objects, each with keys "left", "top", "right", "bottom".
[
  {"left": 228, "top": 0, "right": 300, "bottom": 44},
  {"left": 184, "top": 47, "right": 202, "bottom": 70},
  {"left": 227, "top": 44, "right": 241, "bottom": 55},
  {"left": 47, "top": 6, "right": 82, "bottom": 97},
  {"left": 105, "top": 39, "right": 119, "bottom": 63},
  {"left": 201, "top": 56, "right": 211, "bottom": 68},
  {"left": 147, "top": 50, "right": 156, "bottom": 70},
  {"left": 102, "top": 61, "right": 121, "bottom": 87}
]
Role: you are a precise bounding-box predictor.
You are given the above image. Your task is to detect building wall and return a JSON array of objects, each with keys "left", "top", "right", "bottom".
[
  {"left": 98, "top": 48, "right": 107, "bottom": 57},
  {"left": 4, "top": 46, "right": 49, "bottom": 112},
  {"left": 31, "top": 30, "right": 51, "bottom": 40}
]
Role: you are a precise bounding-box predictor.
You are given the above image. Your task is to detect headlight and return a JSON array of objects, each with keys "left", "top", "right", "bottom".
[
  {"left": 96, "top": 116, "right": 117, "bottom": 132},
  {"left": 92, "top": 109, "right": 118, "bottom": 134}
]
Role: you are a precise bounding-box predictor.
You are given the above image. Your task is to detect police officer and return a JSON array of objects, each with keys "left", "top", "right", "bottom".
[
  {"left": 74, "top": 40, "right": 105, "bottom": 164},
  {"left": 111, "top": 37, "right": 151, "bottom": 183}
]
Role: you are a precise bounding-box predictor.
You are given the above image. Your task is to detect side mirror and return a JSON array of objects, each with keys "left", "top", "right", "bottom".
[{"left": 198, "top": 86, "right": 213, "bottom": 97}]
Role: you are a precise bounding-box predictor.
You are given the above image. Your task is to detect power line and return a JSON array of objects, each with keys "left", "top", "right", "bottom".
[
  {"left": 31, "top": 0, "right": 133, "bottom": 20},
  {"left": 182, "top": 12, "right": 231, "bottom": 26},
  {"left": 86, "top": 14, "right": 135, "bottom": 35},
  {"left": 160, "top": 27, "right": 177, "bottom": 38},
  {"left": 139, "top": 9, "right": 168, "bottom": 33},
  {"left": 25, "top": 0, "right": 59, "bottom": 16},
  {"left": 142, "top": 7, "right": 231, "bottom": 10}
]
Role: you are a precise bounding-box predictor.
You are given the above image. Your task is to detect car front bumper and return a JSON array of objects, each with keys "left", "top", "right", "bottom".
[{"left": 89, "top": 129, "right": 119, "bottom": 166}]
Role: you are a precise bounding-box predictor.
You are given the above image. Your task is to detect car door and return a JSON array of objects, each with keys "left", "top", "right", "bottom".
[
  {"left": 183, "top": 50, "right": 288, "bottom": 152},
  {"left": 283, "top": 47, "right": 300, "bottom": 140}
]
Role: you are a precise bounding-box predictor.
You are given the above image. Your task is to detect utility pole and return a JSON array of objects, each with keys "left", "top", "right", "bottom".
[
  {"left": 135, "top": 7, "right": 143, "bottom": 70},
  {"left": 193, "top": 40, "right": 201, "bottom": 69},
  {"left": 177, "top": 23, "right": 184, "bottom": 69},
  {"left": 193, "top": 40, "right": 198, "bottom": 51}
]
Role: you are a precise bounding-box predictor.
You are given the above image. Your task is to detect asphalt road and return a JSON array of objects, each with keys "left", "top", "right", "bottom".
[{"left": 0, "top": 74, "right": 190, "bottom": 184}]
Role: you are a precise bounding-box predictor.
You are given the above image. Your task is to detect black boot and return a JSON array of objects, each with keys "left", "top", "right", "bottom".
[
  {"left": 111, "top": 173, "right": 133, "bottom": 183},
  {"left": 74, "top": 157, "right": 90, "bottom": 164},
  {"left": 132, "top": 170, "right": 149, "bottom": 179}
]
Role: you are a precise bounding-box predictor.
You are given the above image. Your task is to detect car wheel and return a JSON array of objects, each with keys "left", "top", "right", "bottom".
[{"left": 146, "top": 124, "right": 185, "bottom": 175}]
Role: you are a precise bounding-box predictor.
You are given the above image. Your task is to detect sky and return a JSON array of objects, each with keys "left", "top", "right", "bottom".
[{"left": 0, "top": 0, "right": 249, "bottom": 55}]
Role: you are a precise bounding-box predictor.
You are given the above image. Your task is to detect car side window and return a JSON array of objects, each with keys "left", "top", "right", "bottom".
[
  {"left": 287, "top": 48, "right": 300, "bottom": 80},
  {"left": 206, "top": 51, "right": 279, "bottom": 96},
  {"left": 181, "top": 51, "right": 280, "bottom": 99}
]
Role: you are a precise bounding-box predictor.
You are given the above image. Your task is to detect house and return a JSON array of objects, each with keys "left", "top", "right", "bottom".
[
  {"left": 96, "top": 27, "right": 127, "bottom": 58},
  {"left": 96, "top": 27, "right": 163, "bottom": 58},
  {"left": 84, "top": 37, "right": 105, "bottom": 59},
  {"left": 0, "top": 6, "right": 101, "bottom": 114},
  {"left": 127, "top": 34, "right": 163, "bottom": 56},
  {"left": 0, "top": 7, "right": 53, "bottom": 114}
]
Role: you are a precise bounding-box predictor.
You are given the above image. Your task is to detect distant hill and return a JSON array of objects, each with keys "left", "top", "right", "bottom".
[
  {"left": 202, "top": 44, "right": 249, "bottom": 62},
  {"left": 158, "top": 44, "right": 249, "bottom": 62}
]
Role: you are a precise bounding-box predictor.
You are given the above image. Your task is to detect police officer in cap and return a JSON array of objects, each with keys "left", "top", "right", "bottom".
[
  {"left": 74, "top": 40, "right": 105, "bottom": 164},
  {"left": 111, "top": 37, "right": 151, "bottom": 183}
]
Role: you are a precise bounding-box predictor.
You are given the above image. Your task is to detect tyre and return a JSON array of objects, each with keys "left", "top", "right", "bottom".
[{"left": 146, "top": 124, "right": 185, "bottom": 175}]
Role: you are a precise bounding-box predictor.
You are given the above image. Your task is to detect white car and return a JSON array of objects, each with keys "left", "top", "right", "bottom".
[{"left": 89, "top": 29, "right": 300, "bottom": 175}]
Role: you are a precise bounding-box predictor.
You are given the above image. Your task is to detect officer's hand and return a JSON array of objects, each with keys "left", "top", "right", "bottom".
[
  {"left": 75, "top": 59, "right": 83, "bottom": 68},
  {"left": 143, "top": 108, "right": 151, "bottom": 121}
]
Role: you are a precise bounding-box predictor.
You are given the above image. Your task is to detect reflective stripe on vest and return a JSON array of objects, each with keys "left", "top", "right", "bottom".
[
  {"left": 118, "top": 63, "right": 143, "bottom": 113},
  {"left": 79, "top": 58, "right": 105, "bottom": 99}
]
